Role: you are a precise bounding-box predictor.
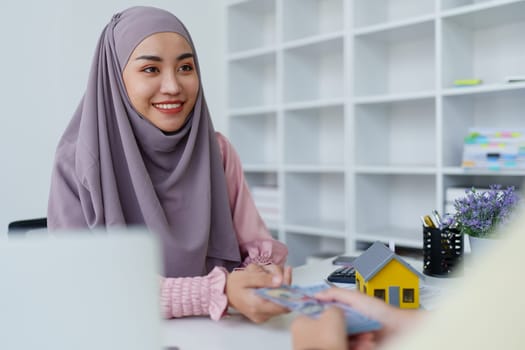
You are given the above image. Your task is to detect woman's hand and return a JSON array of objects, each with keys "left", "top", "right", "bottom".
[
  {"left": 260, "top": 263, "right": 293, "bottom": 286},
  {"left": 226, "top": 263, "right": 292, "bottom": 323}
]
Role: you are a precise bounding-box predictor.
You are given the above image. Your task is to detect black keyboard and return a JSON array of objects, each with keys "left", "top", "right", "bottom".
[{"left": 327, "top": 266, "right": 356, "bottom": 284}]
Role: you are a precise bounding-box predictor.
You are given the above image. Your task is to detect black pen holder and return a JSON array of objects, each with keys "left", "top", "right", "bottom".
[{"left": 422, "top": 226, "right": 463, "bottom": 277}]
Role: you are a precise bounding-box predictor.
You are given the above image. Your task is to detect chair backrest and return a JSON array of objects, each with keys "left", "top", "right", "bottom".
[{"left": 8, "top": 217, "right": 47, "bottom": 235}]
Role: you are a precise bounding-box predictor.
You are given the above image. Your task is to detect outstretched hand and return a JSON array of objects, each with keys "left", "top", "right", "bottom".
[
  {"left": 291, "top": 288, "right": 423, "bottom": 350},
  {"left": 291, "top": 306, "right": 351, "bottom": 350},
  {"left": 226, "top": 263, "right": 292, "bottom": 323},
  {"left": 315, "top": 287, "right": 422, "bottom": 344}
]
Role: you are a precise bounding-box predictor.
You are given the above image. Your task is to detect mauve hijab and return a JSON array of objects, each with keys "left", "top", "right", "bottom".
[{"left": 47, "top": 6, "right": 241, "bottom": 277}]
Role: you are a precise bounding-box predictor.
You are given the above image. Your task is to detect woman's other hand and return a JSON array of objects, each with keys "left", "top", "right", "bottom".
[
  {"left": 226, "top": 264, "right": 292, "bottom": 323},
  {"left": 260, "top": 263, "right": 292, "bottom": 286}
]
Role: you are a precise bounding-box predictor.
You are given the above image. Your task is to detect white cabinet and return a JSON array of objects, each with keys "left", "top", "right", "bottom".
[{"left": 225, "top": 0, "right": 525, "bottom": 266}]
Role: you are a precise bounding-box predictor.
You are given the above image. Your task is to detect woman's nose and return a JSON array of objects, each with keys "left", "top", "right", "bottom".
[{"left": 160, "top": 72, "right": 180, "bottom": 95}]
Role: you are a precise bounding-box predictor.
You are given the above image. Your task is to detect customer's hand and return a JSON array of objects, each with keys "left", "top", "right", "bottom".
[
  {"left": 315, "top": 287, "right": 422, "bottom": 344},
  {"left": 226, "top": 263, "right": 292, "bottom": 323},
  {"left": 291, "top": 287, "right": 423, "bottom": 349},
  {"left": 291, "top": 306, "right": 352, "bottom": 350}
]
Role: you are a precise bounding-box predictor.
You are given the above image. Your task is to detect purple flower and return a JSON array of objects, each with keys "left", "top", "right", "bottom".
[{"left": 453, "top": 185, "right": 520, "bottom": 238}]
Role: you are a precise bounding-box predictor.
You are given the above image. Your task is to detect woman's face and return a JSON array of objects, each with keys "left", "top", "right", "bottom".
[{"left": 123, "top": 32, "right": 199, "bottom": 133}]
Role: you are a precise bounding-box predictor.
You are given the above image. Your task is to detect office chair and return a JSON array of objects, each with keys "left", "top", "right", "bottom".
[{"left": 8, "top": 217, "right": 47, "bottom": 235}]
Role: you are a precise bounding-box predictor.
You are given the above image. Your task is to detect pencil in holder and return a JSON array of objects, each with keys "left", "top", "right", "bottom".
[{"left": 422, "top": 226, "right": 463, "bottom": 277}]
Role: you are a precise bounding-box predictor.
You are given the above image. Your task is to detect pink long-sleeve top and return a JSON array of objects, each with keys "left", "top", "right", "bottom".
[{"left": 159, "top": 133, "right": 287, "bottom": 320}]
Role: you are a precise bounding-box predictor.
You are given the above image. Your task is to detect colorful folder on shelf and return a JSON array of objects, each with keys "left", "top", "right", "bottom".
[{"left": 462, "top": 128, "right": 525, "bottom": 170}]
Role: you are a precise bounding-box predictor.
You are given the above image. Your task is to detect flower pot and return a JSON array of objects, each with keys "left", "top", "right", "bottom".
[{"left": 468, "top": 235, "right": 499, "bottom": 259}]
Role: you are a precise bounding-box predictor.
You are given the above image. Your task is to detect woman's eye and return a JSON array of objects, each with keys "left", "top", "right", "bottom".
[
  {"left": 178, "top": 64, "right": 193, "bottom": 72},
  {"left": 143, "top": 66, "right": 159, "bottom": 73}
]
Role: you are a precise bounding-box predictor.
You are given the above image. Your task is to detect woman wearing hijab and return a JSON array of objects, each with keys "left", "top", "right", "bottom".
[{"left": 48, "top": 6, "right": 289, "bottom": 322}]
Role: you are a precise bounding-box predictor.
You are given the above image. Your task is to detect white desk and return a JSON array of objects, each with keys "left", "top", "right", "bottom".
[{"left": 162, "top": 257, "right": 461, "bottom": 350}]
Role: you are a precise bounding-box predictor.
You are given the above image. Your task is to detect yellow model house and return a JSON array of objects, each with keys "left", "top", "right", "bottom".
[{"left": 353, "top": 241, "right": 424, "bottom": 309}]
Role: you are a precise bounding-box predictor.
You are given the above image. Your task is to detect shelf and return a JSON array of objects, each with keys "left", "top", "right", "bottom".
[
  {"left": 443, "top": 174, "right": 524, "bottom": 196},
  {"left": 282, "top": 0, "right": 344, "bottom": 42},
  {"left": 354, "top": 20, "right": 435, "bottom": 96},
  {"left": 355, "top": 174, "right": 436, "bottom": 239},
  {"left": 354, "top": 16, "right": 435, "bottom": 41},
  {"left": 229, "top": 105, "right": 278, "bottom": 117},
  {"left": 284, "top": 165, "right": 346, "bottom": 173},
  {"left": 227, "top": 0, "right": 276, "bottom": 53},
  {"left": 227, "top": 46, "right": 276, "bottom": 61},
  {"left": 284, "top": 105, "right": 345, "bottom": 166},
  {"left": 284, "top": 223, "right": 346, "bottom": 238},
  {"left": 242, "top": 164, "right": 279, "bottom": 173},
  {"left": 225, "top": 0, "right": 523, "bottom": 265},
  {"left": 355, "top": 227, "right": 422, "bottom": 249},
  {"left": 442, "top": 89, "right": 525, "bottom": 167},
  {"left": 442, "top": 82, "right": 525, "bottom": 96},
  {"left": 441, "top": 0, "right": 525, "bottom": 28},
  {"left": 283, "top": 37, "right": 344, "bottom": 103},
  {"left": 284, "top": 98, "right": 345, "bottom": 111},
  {"left": 352, "top": 0, "right": 434, "bottom": 29},
  {"left": 244, "top": 170, "right": 278, "bottom": 184},
  {"left": 284, "top": 172, "right": 345, "bottom": 232},
  {"left": 229, "top": 112, "right": 277, "bottom": 165},
  {"left": 354, "top": 166, "right": 437, "bottom": 175},
  {"left": 353, "top": 91, "right": 435, "bottom": 104},
  {"left": 441, "top": 0, "right": 518, "bottom": 11},
  {"left": 443, "top": 167, "right": 525, "bottom": 176},
  {"left": 285, "top": 233, "right": 345, "bottom": 267},
  {"left": 355, "top": 98, "right": 436, "bottom": 167},
  {"left": 282, "top": 32, "right": 345, "bottom": 51},
  {"left": 441, "top": 3, "right": 525, "bottom": 88},
  {"left": 228, "top": 53, "right": 276, "bottom": 109}
]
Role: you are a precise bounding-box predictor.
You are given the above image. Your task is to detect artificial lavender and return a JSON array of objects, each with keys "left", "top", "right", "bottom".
[{"left": 453, "top": 185, "right": 520, "bottom": 238}]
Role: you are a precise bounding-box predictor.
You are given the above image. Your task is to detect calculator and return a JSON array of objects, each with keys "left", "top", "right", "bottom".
[{"left": 327, "top": 266, "right": 356, "bottom": 284}]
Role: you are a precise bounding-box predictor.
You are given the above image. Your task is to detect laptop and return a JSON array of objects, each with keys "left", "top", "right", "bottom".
[{"left": 0, "top": 230, "right": 163, "bottom": 350}]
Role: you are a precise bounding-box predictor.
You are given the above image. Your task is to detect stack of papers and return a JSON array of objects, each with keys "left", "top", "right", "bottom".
[{"left": 462, "top": 128, "right": 525, "bottom": 170}]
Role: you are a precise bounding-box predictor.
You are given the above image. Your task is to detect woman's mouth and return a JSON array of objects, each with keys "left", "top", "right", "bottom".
[{"left": 153, "top": 102, "right": 183, "bottom": 113}]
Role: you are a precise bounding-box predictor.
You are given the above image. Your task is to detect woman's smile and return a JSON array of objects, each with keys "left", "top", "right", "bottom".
[{"left": 153, "top": 101, "right": 184, "bottom": 114}]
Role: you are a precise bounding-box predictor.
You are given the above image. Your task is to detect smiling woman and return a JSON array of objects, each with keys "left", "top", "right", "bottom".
[
  {"left": 0, "top": 1, "right": 228, "bottom": 235},
  {"left": 122, "top": 32, "right": 199, "bottom": 133},
  {"left": 47, "top": 6, "right": 290, "bottom": 323}
]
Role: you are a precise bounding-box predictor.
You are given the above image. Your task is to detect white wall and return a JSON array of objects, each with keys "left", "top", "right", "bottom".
[{"left": 0, "top": 1, "right": 225, "bottom": 235}]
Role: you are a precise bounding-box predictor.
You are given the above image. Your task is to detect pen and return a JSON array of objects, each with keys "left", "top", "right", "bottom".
[
  {"left": 432, "top": 210, "right": 442, "bottom": 228},
  {"left": 423, "top": 215, "right": 436, "bottom": 228},
  {"left": 420, "top": 216, "right": 428, "bottom": 227}
]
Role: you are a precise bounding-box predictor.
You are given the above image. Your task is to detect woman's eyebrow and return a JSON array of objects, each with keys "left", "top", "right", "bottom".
[
  {"left": 134, "top": 53, "right": 194, "bottom": 62},
  {"left": 135, "top": 55, "right": 162, "bottom": 62},
  {"left": 176, "top": 52, "right": 194, "bottom": 61}
]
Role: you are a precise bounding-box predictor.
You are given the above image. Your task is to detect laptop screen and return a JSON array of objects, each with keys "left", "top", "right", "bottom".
[{"left": 0, "top": 231, "right": 162, "bottom": 350}]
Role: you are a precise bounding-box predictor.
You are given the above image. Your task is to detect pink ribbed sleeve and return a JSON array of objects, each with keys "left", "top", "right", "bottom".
[
  {"left": 160, "top": 133, "right": 288, "bottom": 320},
  {"left": 160, "top": 267, "right": 228, "bottom": 321}
]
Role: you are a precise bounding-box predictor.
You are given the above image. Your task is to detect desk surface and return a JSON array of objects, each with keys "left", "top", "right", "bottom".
[{"left": 162, "top": 256, "right": 461, "bottom": 350}]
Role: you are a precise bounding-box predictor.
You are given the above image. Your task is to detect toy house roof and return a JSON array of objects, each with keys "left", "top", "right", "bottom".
[{"left": 353, "top": 241, "right": 425, "bottom": 282}]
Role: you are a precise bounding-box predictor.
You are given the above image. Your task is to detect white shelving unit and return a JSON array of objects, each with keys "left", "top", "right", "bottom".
[{"left": 225, "top": 0, "right": 525, "bottom": 266}]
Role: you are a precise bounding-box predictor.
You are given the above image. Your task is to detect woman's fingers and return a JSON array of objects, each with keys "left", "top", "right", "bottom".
[{"left": 283, "top": 265, "right": 292, "bottom": 285}]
